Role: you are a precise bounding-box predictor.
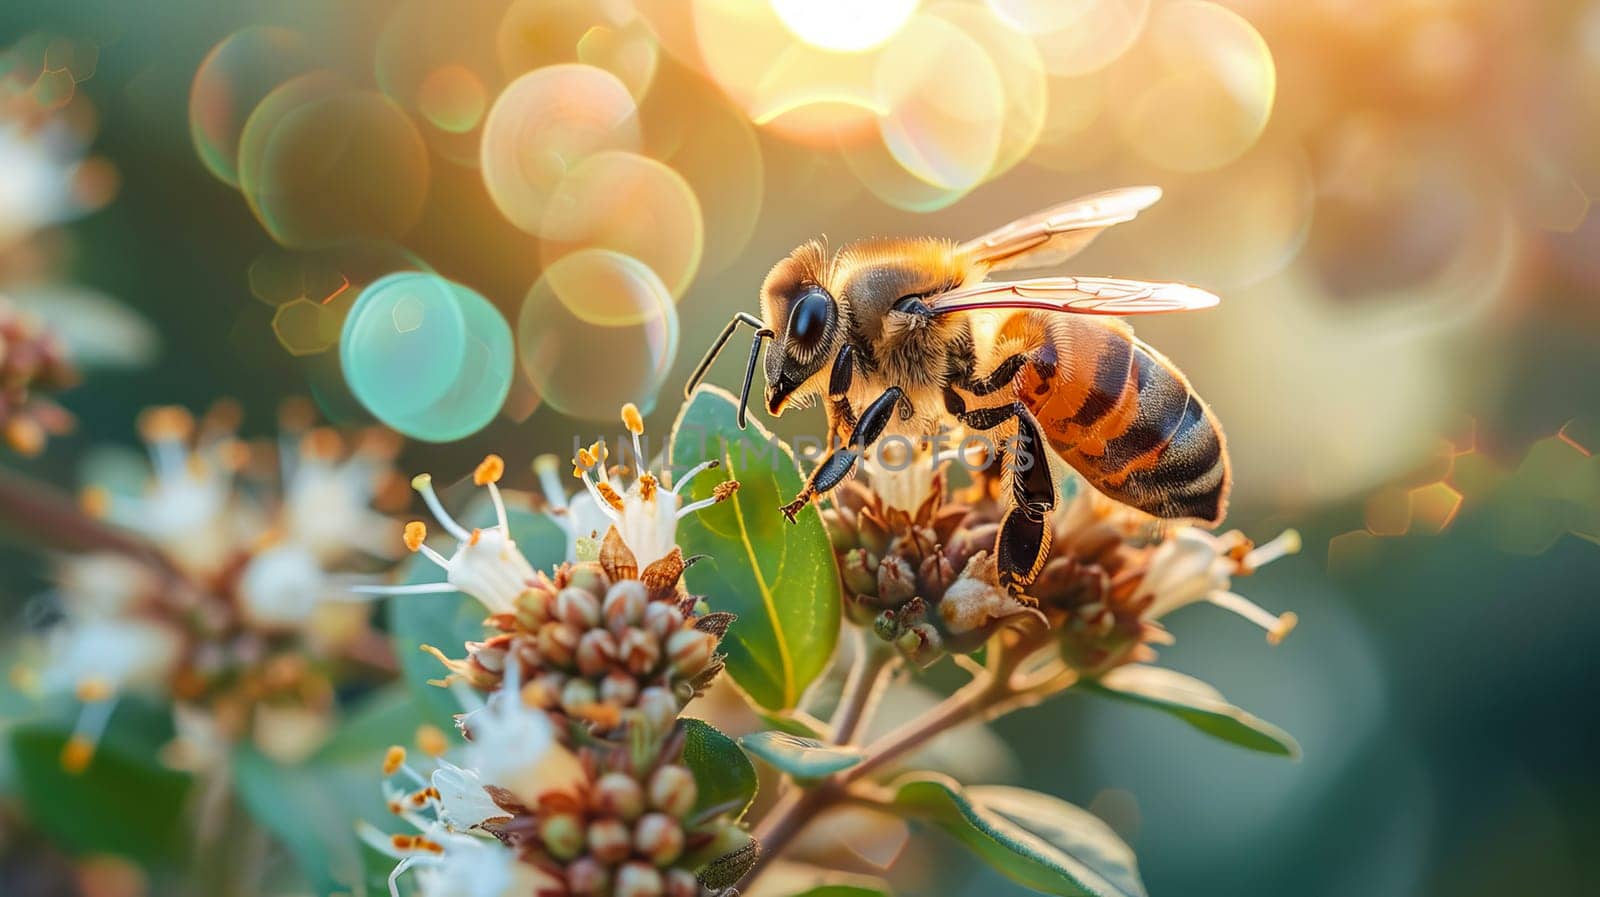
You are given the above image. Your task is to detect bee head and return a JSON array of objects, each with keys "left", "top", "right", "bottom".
[{"left": 761, "top": 244, "right": 841, "bottom": 416}]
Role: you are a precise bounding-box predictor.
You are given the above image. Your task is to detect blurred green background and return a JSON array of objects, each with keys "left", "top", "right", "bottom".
[{"left": 4, "top": 1, "right": 1600, "bottom": 895}]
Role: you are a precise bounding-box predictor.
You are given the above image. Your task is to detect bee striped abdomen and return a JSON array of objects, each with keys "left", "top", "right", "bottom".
[{"left": 1012, "top": 314, "right": 1229, "bottom": 524}]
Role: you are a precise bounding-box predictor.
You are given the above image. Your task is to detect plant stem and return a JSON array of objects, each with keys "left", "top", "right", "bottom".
[
  {"left": 829, "top": 630, "right": 899, "bottom": 746},
  {"left": 0, "top": 466, "right": 170, "bottom": 569}
]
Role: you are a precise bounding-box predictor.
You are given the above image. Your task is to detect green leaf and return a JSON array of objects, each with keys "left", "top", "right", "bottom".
[
  {"left": 680, "top": 718, "right": 758, "bottom": 820},
  {"left": 1083, "top": 664, "right": 1300, "bottom": 757},
  {"left": 8, "top": 702, "right": 190, "bottom": 863},
  {"left": 668, "top": 386, "right": 841, "bottom": 711},
  {"left": 891, "top": 774, "right": 1145, "bottom": 897},
  {"left": 791, "top": 888, "right": 891, "bottom": 897},
  {"left": 757, "top": 710, "right": 825, "bottom": 739},
  {"left": 741, "top": 730, "right": 862, "bottom": 779},
  {"left": 234, "top": 689, "right": 429, "bottom": 896},
  {"left": 388, "top": 502, "right": 567, "bottom": 719}
]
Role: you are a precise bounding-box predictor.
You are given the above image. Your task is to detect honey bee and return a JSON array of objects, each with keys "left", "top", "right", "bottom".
[{"left": 684, "top": 187, "right": 1228, "bottom": 594}]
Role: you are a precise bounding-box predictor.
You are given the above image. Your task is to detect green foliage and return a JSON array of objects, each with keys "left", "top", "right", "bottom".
[
  {"left": 668, "top": 386, "right": 842, "bottom": 711},
  {"left": 790, "top": 887, "right": 892, "bottom": 897},
  {"left": 388, "top": 501, "right": 568, "bottom": 719},
  {"left": 757, "top": 710, "right": 826, "bottom": 739},
  {"left": 741, "top": 730, "right": 863, "bottom": 780},
  {"left": 680, "top": 718, "right": 759, "bottom": 820},
  {"left": 890, "top": 774, "right": 1146, "bottom": 897},
  {"left": 1083, "top": 664, "right": 1299, "bottom": 757},
  {"left": 233, "top": 687, "right": 431, "bottom": 897},
  {"left": 9, "top": 699, "right": 190, "bottom": 864}
]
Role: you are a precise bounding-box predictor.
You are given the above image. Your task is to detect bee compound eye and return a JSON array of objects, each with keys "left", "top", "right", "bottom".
[{"left": 787, "top": 288, "right": 832, "bottom": 351}]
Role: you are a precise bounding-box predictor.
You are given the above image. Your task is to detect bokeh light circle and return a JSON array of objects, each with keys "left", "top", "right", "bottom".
[
  {"left": 416, "top": 65, "right": 488, "bottom": 134},
  {"left": 480, "top": 64, "right": 641, "bottom": 236},
  {"left": 640, "top": 66, "right": 764, "bottom": 275},
  {"left": 875, "top": 15, "right": 1006, "bottom": 192},
  {"left": 771, "top": 0, "right": 920, "bottom": 53},
  {"left": 517, "top": 249, "right": 679, "bottom": 420},
  {"left": 496, "top": 0, "right": 659, "bottom": 100},
  {"left": 985, "top": 0, "right": 1095, "bottom": 34},
  {"left": 188, "top": 26, "right": 310, "bottom": 187},
  {"left": 341, "top": 272, "right": 513, "bottom": 441},
  {"left": 929, "top": 1, "right": 1048, "bottom": 182},
  {"left": 540, "top": 150, "right": 704, "bottom": 300},
  {"left": 1110, "top": 0, "right": 1275, "bottom": 172},
  {"left": 1031, "top": 0, "right": 1150, "bottom": 78},
  {"left": 238, "top": 75, "right": 430, "bottom": 250}
]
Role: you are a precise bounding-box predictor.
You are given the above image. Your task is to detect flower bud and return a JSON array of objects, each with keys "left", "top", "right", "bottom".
[
  {"left": 634, "top": 812, "right": 684, "bottom": 865},
  {"left": 556, "top": 586, "right": 602, "bottom": 628},
  {"left": 562, "top": 678, "right": 598, "bottom": 713},
  {"left": 576, "top": 629, "right": 619, "bottom": 678},
  {"left": 588, "top": 817, "right": 633, "bottom": 863},
  {"left": 604, "top": 580, "right": 648, "bottom": 628},
  {"left": 873, "top": 608, "right": 900, "bottom": 643},
  {"left": 601, "top": 669, "right": 640, "bottom": 707},
  {"left": 665, "top": 629, "right": 716, "bottom": 678},
  {"left": 664, "top": 869, "right": 700, "bottom": 897},
  {"left": 647, "top": 764, "right": 697, "bottom": 819},
  {"left": 539, "top": 812, "right": 585, "bottom": 860},
  {"left": 642, "top": 601, "right": 684, "bottom": 641},
  {"left": 858, "top": 510, "right": 892, "bottom": 557},
  {"left": 877, "top": 555, "right": 917, "bottom": 606},
  {"left": 525, "top": 672, "right": 566, "bottom": 709},
  {"left": 568, "top": 857, "right": 611, "bottom": 897},
  {"left": 619, "top": 627, "right": 660, "bottom": 676},
  {"left": 616, "top": 862, "right": 664, "bottom": 897},
  {"left": 537, "top": 622, "right": 579, "bottom": 669},
  {"left": 841, "top": 548, "right": 878, "bottom": 597},
  {"left": 637, "top": 687, "right": 679, "bottom": 734},
  {"left": 515, "top": 585, "right": 554, "bottom": 629},
  {"left": 594, "top": 771, "right": 646, "bottom": 821}
]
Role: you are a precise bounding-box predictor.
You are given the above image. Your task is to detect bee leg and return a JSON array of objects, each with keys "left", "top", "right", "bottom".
[
  {"left": 781, "top": 386, "right": 904, "bottom": 521},
  {"left": 827, "top": 347, "right": 857, "bottom": 452},
  {"left": 948, "top": 401, "right": 1056, "bottom": 593},
  {"left": 963, "top": 353, "right": 1029, "bottom": 396}
]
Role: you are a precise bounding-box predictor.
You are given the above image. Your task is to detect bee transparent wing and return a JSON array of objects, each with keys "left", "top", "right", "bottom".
[
  {"left": 928, "top": 276, "right": 1220, "bottom": 316},
  {"left": 955, "top": 186, "right": 1163, "bottom": 272}
]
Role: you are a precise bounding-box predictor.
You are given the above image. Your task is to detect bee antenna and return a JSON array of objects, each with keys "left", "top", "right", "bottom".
[
  {"left": 736, "top": 327, "right": 773, "bottom": 430},
  {"left": 686, "top": 313, "right": 772, "bottom": 428}
]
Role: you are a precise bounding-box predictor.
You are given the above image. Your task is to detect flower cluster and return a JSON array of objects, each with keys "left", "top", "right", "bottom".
[
  {"left": 824, "top": 453, "right": 1040, "bottom": 667},
  {"left": 1025, "top": 487, "right": 1300, "bottom": 676},
  {"left": 825, "top": 450, "right": 1299, "bottom": 675},
  {"left": 30, "top": 401, "right": 401, "bottom": 771},
  {"left": 0, "top": 294, "right": 76, "bottom": 455},
  {"left": 363, "top": 405, "right": 737, "bottom": 732},
  {"left": 367, "top": 669, "right": 752, "bottom": 897}
]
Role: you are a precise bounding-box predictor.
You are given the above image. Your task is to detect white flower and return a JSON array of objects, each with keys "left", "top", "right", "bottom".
[
  {"left": 355, "top": 455, "right": 537, "bottom": 615},
  {"left": 238, "top": 543, "right": 330, "bottom": 627},
  {"left": 55, "top": 554, "right": 158, "bottom": 619},
  {"left": 1138, "top": 527, "right": 1301, "bottom": 644},
  {"left": 429, "top": 760, "right": 507, "bottom": 831},
  {"left": 411, "top": 835, "right": 561, "bottom": 897},
  {"left": 278, "top": 426, "right": 402, "bottom": 563},
  {"left": 459, "top": 668, "right": 585, "bottom": 808},
  {"left": 859, "top": 439, "right": 942, "bottom": 514},
  {"left": 41, "top": 617, "right": 182, "bottom": 697},
  {"left": 572, "top": 404, "right": 732, "bottom": 568}
]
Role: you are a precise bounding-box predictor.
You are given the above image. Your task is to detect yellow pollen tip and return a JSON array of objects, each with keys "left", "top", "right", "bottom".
[
  {"left": 597, "top": 481, "right": 625, "bottom": 511},
  {"left": 1267, "top": 612, "right": 1299, "bottom": 646},
  {"left": 416, "top": 724, "right": 448, "bottom": 757},
  {"left": 1279, "top": 529, "right": 1303, "bottom": 555},
  {"left": 61, "top": 736, "right": 94, "bottom": 774},
  {"left": 469, "top": 528, "right": 482, "bottom": 546},
  {"left": 474, "top": 454, "right": 505, "bottom": 485},
  {"left": 639, "top": 473, "right": 658, "bottom": 501},
  {"left": 138, "top": 405, "right": 194, "bottom": 442},
  {"left": 383, "top": 745, "right": 407, "bottom": 776},
  {"left": 403, "top": 521, "right": 427, "bottom": 552},
  {"left": 410, "top": 473, "right": 433, "bottom": 492},
  {"left": 621, "top": 403, "right": 644, "bottom": 435},
  {"left": 391, "top": 834, "right": 415, "bottom": 850},
  {"left": 79, "top": 486, "right": 110, "bottom": 519},
  {"left": 74, "top": 677, "right": 113, "bottom": 703},
  {"left": 712, "top": 480, "right": 741, "bottom": 502},
  {"left": 303, "top": 427, "right": 343, "bottom": 460}
]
